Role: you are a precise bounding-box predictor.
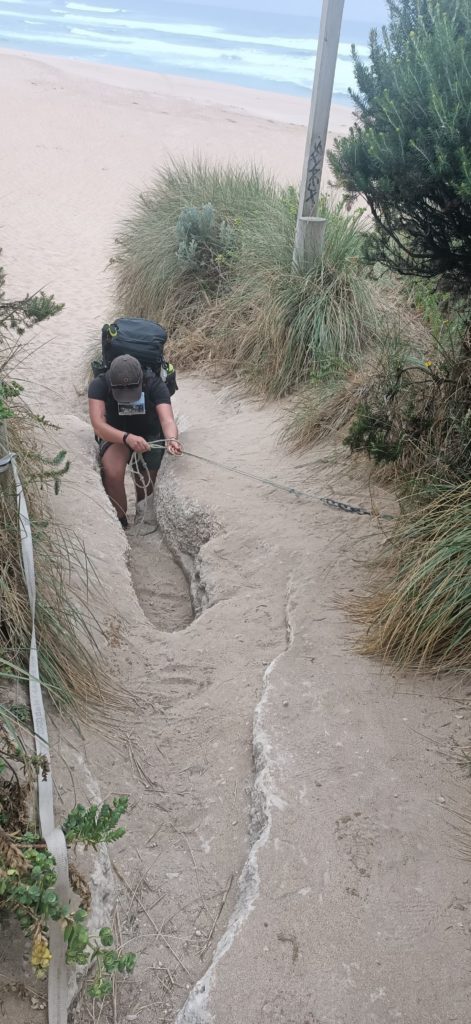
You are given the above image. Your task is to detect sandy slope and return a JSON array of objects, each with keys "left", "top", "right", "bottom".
[{"left": 0, "top": 50, "right": 470, "bottom": 1024}]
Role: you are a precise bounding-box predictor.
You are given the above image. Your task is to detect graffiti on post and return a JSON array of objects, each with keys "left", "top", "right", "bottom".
[{"left": 305, "top": 136, "right": 324, "bottom": 211}]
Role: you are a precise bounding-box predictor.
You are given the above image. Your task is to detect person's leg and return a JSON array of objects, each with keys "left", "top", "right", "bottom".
[
  {"left": 132, "top": 444, "right": 164, "bottom": 532},
  {"left": 101, "top": 443, "right": 130, "bottom": 524}
]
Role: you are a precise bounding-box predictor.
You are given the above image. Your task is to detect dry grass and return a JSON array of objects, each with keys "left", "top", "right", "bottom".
[
  {"left": 282, "top": 367, "right": 378, "bottom": 451},
  {"left": 281, "top": 278, "right": 435, "bottom": 452},
  {"left": 1, "top": 373, "right": 108, "bottom": 713},
  {"left": 167, "top": 324, "right": 218, "bottom": 373}
]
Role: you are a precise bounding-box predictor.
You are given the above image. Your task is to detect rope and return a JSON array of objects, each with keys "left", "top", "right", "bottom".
[
  {"left": 0, "top": 453, "right": 70, "bottom": 1024},
  {"left": 129, "top": 450, "right": 153, "bottom": 494},
  {"left": 143, "top": 440, "right": 391, "bottom": 519}
]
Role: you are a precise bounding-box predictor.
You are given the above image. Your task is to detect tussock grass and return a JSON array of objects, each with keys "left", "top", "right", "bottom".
[
  {"left": 349, "top": 323, "right": 471, "bottom": 674},
  {"left": 0, "top": 335, "right": 107, "bottom": 712},
  {"left": 113, "top": 159, "right": 379, "bottom": 396},
  {"left": 282, "top": 283, "right": 434, "bottom": 452},
  {"left": 207, "top": 198, "right": 377, "bottom": 396},
  {"left": 0, "top": 415, "right": 107, "bottom": 711},
  {"left": 357, "top": 480, "right": 471, "bottom": 670},
  {"left": 113, "top": 158, "right": 280, "bottom": 332},
  {"left": 282, "top": 368, "right": 378, "bottom": 451}
]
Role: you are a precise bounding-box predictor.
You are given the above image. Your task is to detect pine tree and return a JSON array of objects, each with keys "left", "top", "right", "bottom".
[{"left": 329, "top": 0, "right": 471, "bottom": 290}]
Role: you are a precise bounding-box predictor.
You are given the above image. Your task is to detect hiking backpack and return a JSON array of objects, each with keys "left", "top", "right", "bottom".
[{"left": 92, "top": 317, "right": 177, "bottom": 396}]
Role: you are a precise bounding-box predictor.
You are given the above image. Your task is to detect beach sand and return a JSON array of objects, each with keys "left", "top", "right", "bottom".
[
  {"left": 0, "top": 49, "right": 469, "bottom": 1024},
  {"left": 0, "top": 48, "right": 352, "bottom": 401},
  {"left": 0, "top": 48, "right": 352, "bottom": 298}
]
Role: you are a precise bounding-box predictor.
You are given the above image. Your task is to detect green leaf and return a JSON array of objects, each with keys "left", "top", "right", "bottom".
[{"left": 99, "top": 928, "right": 114, "bottom": 947}]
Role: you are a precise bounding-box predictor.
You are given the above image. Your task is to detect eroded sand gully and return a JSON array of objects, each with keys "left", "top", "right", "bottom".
[
  {"left": 72, "top": 393, "right": 471, "bottom": 1024},
  {"left": 0, "top": 50, "right": 469, "bottom": 1024},
  {"left": 128, "top": 519, "right": 194, "bottom": 634}
]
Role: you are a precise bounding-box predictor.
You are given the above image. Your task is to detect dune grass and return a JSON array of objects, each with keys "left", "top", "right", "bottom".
[
  {"left": 0, "top": 408, "right": 107, "bottom": 712},
  {"left": 113, "top": 158, "right": 379, "bottom": 397},
  {"left": 113, "top": 158, "right": 281, "bottom": 332},
  {"left": 350, "top": 319, "right": 471, "bottom": 672},
  {"left": 357, "top": 480, "right": 471, "bottom": 670},
  {"left": 0, "top": 506, "right": 102, "bottom": 711},
  {"left": 280, "top": 276, "right": 436, "bottom": 452},
  {"left": 282, "top": 359, "right": 384, "bottom": 452},
  {"left": 341, "top": 307, "right": 471, "bottom": 482},
  {"left": 0, "top": 281, "right": 107, "bottom": 712},
  {"left": 206, "top": 195, "right": 377, "bottom": 396}
]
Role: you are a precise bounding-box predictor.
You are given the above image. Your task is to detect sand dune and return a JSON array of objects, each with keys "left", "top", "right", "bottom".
[{"left": 0, "top": 49, "right": 469, "bottom": 1024}]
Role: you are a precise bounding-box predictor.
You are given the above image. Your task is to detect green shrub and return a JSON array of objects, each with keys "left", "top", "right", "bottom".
[
  {"left": 176, "top": 202, "right": 237, "bottom": 283},
  {"left": 330, "top": 0, "right": 471, "bottom": 290},
  {"left": 343, "top": 323, "right": 471, "bottom": 481}
]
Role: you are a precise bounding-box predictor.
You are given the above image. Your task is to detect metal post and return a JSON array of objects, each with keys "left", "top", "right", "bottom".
[{"left": 293, "top": 0, "right": 345, "bottom": 268}]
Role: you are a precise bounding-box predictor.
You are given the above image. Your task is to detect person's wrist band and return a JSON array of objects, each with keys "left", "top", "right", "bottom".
[{"left": 123, "top": 433, "right": 131, "bottom": 448}]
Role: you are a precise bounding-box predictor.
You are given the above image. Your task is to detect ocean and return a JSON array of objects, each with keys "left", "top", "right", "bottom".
[{"left": 0, "top": 0, "right": 374, "bottom": 103}]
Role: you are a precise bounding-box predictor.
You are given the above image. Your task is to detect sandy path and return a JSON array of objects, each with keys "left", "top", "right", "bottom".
[{"left": 0, "top": 50, "right": 470, "bottom": 1024}]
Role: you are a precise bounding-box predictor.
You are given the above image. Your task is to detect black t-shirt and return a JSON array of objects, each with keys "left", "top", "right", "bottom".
[{"left": 88, "top": 370, "right": 171, "bottom": 438}]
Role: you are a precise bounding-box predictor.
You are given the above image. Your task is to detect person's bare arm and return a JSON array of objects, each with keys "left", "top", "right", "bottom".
[
  {"left": 156, "top": 403, "right": 182, "bottom": 455},
  {"left": 88, "top": 399, "right": 150, "bottom": 452}
]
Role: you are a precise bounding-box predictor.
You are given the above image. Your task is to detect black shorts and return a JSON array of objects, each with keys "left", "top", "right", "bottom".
[{"left": 97, "top": 436, "right": 165, "bottom": 472}]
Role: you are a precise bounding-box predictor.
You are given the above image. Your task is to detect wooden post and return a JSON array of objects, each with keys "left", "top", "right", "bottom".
[
  {"left": 293, "top": 0, "right": 345, "bottom": 267},
  {"left": 294, "top": 216, "right": 327, "bottom": 271}
]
